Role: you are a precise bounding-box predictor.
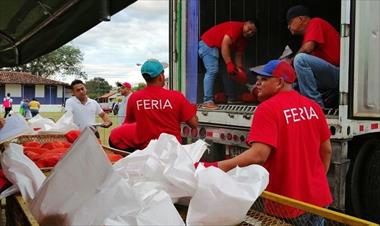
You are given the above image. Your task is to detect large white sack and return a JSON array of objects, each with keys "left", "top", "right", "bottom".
[
  {"left": 186, "top": 165, "right": 269, "bottom": 226},
  {"left": 0, "top": 143, "right": 46, "bottom": 202},
  {"left": 113, "top": 133, "right": 207, "bottom": 199},
  {"left": 70, "top": 174, "right": 141, "bottom": 225},
  {"left": 103, "top": 182, "right": 185, "bottom": 226},
  {"left": 29, "top": 128, "right": 114, "bottom": 225}
]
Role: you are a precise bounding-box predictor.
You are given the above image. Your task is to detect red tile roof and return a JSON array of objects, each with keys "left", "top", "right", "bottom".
[
  {"left": 97, "top": 91, "right": 118, "bottom": 99},
  {"left": 0, "top": 71, "right": 69, "bottom": 86}
]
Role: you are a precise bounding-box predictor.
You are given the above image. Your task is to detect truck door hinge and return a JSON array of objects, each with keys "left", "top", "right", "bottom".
[
  {"left": 340, "top": 92, "right": 349, "bottom": 105},
  {"left": 342, "top": 24, "right": 350, "bottom": 37}
]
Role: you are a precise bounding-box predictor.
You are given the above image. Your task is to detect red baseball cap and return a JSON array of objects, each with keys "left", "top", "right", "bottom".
[
  {"left": 250, "top": 60, "right": 296, "bottom": 83},
  {"left": 119, "top": 82, "right": 131, "bottom": 89}
]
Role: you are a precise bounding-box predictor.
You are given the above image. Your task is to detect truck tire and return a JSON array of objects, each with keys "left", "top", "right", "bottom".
[
  {"left": 350, "top": 139, "right": 380, "bottom": 223},
  {"left": 362, "top": 144, "right": 380, "bottom": 222}
]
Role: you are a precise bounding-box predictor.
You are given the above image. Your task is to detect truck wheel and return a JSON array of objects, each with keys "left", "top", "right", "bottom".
[{"left": 350, "top": 139, "right": 380, "bottom": 223}]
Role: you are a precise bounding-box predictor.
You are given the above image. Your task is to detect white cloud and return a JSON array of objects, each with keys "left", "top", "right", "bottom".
[{"left": 70, "top": 0, "right": 169, "bottom": 87}]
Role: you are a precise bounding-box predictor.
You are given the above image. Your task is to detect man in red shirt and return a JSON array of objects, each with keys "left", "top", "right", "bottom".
[
  {"left": 199, "top": 19, "right": 258, "bottom": 109},
  {"left": 204, "top": 60, "right": 332, "bottom": 224},
  {"left": 287, "top": 5, "right": 340, "bottom": 108},
  {"left": 109, "top": 59, "right": 198, "bottom": 151}
]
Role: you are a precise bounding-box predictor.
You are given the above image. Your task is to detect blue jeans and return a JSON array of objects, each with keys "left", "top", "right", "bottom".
[
  {"left": 293, "top": 53, "right": 339, "bottom": 108},
  {"left": 198, "top": 40, "right": 237, "bottom": 103}
]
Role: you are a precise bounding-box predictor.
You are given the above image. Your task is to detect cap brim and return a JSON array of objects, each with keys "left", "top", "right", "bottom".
[{"left": 249, "top": 65, "right": 272, "bottom": 77}]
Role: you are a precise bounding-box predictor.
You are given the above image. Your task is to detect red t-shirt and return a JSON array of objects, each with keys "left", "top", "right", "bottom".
[
  {"left": 247, "top": 90, "right": 332, "bottom": 218},
  {"left": 125, "top": 86, "right": 196, "bottom": 149},
  {"left": 201, "top": 21, "right": 248, "bottom": 52},
  {"left": 303, "top": 18, "right": 340, "bottom": 66}
]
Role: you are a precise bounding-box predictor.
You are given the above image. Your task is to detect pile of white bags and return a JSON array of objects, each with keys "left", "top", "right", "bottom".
[{"left": 0, "top": 128, "right": 269, "bottom": 226}]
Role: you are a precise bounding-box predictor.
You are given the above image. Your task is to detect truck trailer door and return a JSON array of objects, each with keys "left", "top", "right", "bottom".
[{"left": 350, "top": 0, "right": 380, "bottom": 118}]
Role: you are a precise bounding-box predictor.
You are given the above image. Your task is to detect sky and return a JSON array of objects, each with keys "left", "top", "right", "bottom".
[{"left": 66, "top": 0, "right": 169, "bottom": 87}]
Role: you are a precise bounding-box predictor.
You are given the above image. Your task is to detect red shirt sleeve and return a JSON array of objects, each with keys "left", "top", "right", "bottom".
[
  {"left": 246, "top": 104, "right": 278, "bottom": 148},
  {"left": 125, "top": 94, "right": 136, "bottom": 123},
  {"left": 303, "top": 20, "right": 325, "bottom": 45},
  {"left": 226, "top": 23, "right": 247, "bottom": 53},
  {"left": 178, "top": 92, "right": 197, "bottom": 122}
]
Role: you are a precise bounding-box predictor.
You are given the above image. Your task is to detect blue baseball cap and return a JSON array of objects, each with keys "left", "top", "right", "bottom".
[
  {"left": 141, "top": 59, "right": 164, "bottom": 78},
  {"left": 250, "top": 60, "right": 296, "bottom": 83}
]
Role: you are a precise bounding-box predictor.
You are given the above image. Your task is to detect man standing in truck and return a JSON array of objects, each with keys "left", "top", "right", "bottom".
[
  {"left": 198, "top": 19, "right": 258, "bottom": 110},
  {"left": 109, "top": 59, "right": 198, "bottom": 151},
  {"left": 287, "top": 5, "right": 340, "bottom": 108},
  {"left": 202, "top": 60, "right": 332, "bottom": 225}
]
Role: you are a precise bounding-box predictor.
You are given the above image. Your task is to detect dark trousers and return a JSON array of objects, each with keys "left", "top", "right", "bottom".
[{"left": 4, "top": 107, "right": 12, "bottom": 118}]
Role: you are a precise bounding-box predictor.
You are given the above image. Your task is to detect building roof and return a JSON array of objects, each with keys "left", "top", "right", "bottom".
[
  {"left": 97, "top": 91, "right": 118, "bottom": 99},
  {"left": 0, "top": 71, "right": 68, "bottom": 86}
]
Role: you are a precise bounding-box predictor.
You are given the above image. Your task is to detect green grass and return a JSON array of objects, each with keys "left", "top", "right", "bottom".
[{"left": 3, "top": 112, "right": 119, "bottom": 146}]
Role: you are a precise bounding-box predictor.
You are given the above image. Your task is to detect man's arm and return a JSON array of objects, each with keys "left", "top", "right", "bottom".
[
  {"left": 221, "top": 35, "right": 233, "bottom": 64},
  {"left": 218, "top": 142, "right": 272, "bottom": 172},
  {"left": 297, "top": 41, "right": 317, "bottom": 54},
  {"left": 99, "top": 112, "right": 112, "bottom": 128},
  {"left": 320, "top": 139, "right": 332, "bottom": 173},
  {"left": 186, "top": 115, "right": 198, "bottom": 129},
  {"left": 235, "top": 51, "right": 244, "bottom": 68}
]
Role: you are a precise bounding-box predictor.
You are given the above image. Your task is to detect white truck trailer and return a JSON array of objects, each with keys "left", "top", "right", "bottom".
[{"left": 169, "top": 0, "right": 380, "bottom": 223}]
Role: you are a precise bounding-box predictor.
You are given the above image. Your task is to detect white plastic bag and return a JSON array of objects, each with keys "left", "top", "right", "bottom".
[
  {"left": 70, "top": 174, "right": 141, "bottom": 225},
  {"left": 186, "top": 165, "right": 269, "bottom": 226},
  {"left": 0, "top": 143, "right": 46, "bottom": 202},
  {"left": 30, "top": 129, "right": 185, "bottom": 226},
  {"left": 113, "top": 133, "right": 207, "bottom": 199},
  {"left": 30, "top": 128, "right": 113, "bottom": 225},
  {"left": 134, "top": 182, "right": 185, "bottom": 226},
  {"left": 103, "top": 182, "right": 185, "bottom": 226},
  {"left": 28, "top": 114, "right": 56, "bottom": 132},
  {"left": 28, "top": 112, "right": 78, "bottom": 134},
  {"left": 47, "top": 111, "right": 78, "bottom": 133}
]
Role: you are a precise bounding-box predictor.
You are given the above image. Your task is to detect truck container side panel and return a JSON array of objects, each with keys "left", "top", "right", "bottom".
[
  {"left": 351, "top": 0, "right": 380, "bottom": 118},
  {"left": 186, "top": 0, "right": 199, "bottom": 103}
]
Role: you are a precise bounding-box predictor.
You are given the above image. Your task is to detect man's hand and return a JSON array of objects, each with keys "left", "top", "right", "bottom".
[
  {"left": 194, "top": 161, "right": 219, "bottom": 169},
  {"left": 233, "top": 67, "right": 248, "bottom": 85},
  {"left": 226, "top": 62, "right": 236, "bottom": 74},
  {"left": 102, "top": 121, "right": 113, "bottom": 128}
]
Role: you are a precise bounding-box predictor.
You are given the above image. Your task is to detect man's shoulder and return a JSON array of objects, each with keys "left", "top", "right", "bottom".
[
  {"left": 86, "top": 98, "right": 101, "bottom": 107},
  {"left": 310, "top": 17, "right": 333, "bottom": 28},
  {"left": 66, "top": 96, "right": 76, "bottom": 103}
]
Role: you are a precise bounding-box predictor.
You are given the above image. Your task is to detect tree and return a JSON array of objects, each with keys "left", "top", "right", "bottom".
[
  {"left": 6, "top": 45, "right": 87, "bottom": 79},
  {"left": 85, "top": 77, "right": 112, "bottom": 99},
  {"left": 133, "top": 82, "right": 146, "bottom": 91}
]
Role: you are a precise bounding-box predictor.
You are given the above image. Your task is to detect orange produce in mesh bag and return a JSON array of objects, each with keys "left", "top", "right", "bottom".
[
  {"left": 23, "top": 147, "right": 49, "bottom": 155},
  {"left": 65, "top": 130, "right": 80, "bottom": 143},
  {"left": 240, "top": 92, "right": 257, "bottom": 103},
  {"left": 41, "top": 141, "right": 65, "bottom": 149},
  {"left": 106, "top": 152, "right": 123, "bottom": 163},
  {"left": 48, "top": 147, "right": 68, "bottom": 154},
  {"left": 24, "top": 151, "right": 41, "bottom": 161},
  {"left": 22, "top": 141, "right": 42, "bottom": 148},
  {"left": 36, "top": 152, "right": 65, "bottom": 168},
  {"left": 214, "top": 92, "right": 227, "bottom": 104}
]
